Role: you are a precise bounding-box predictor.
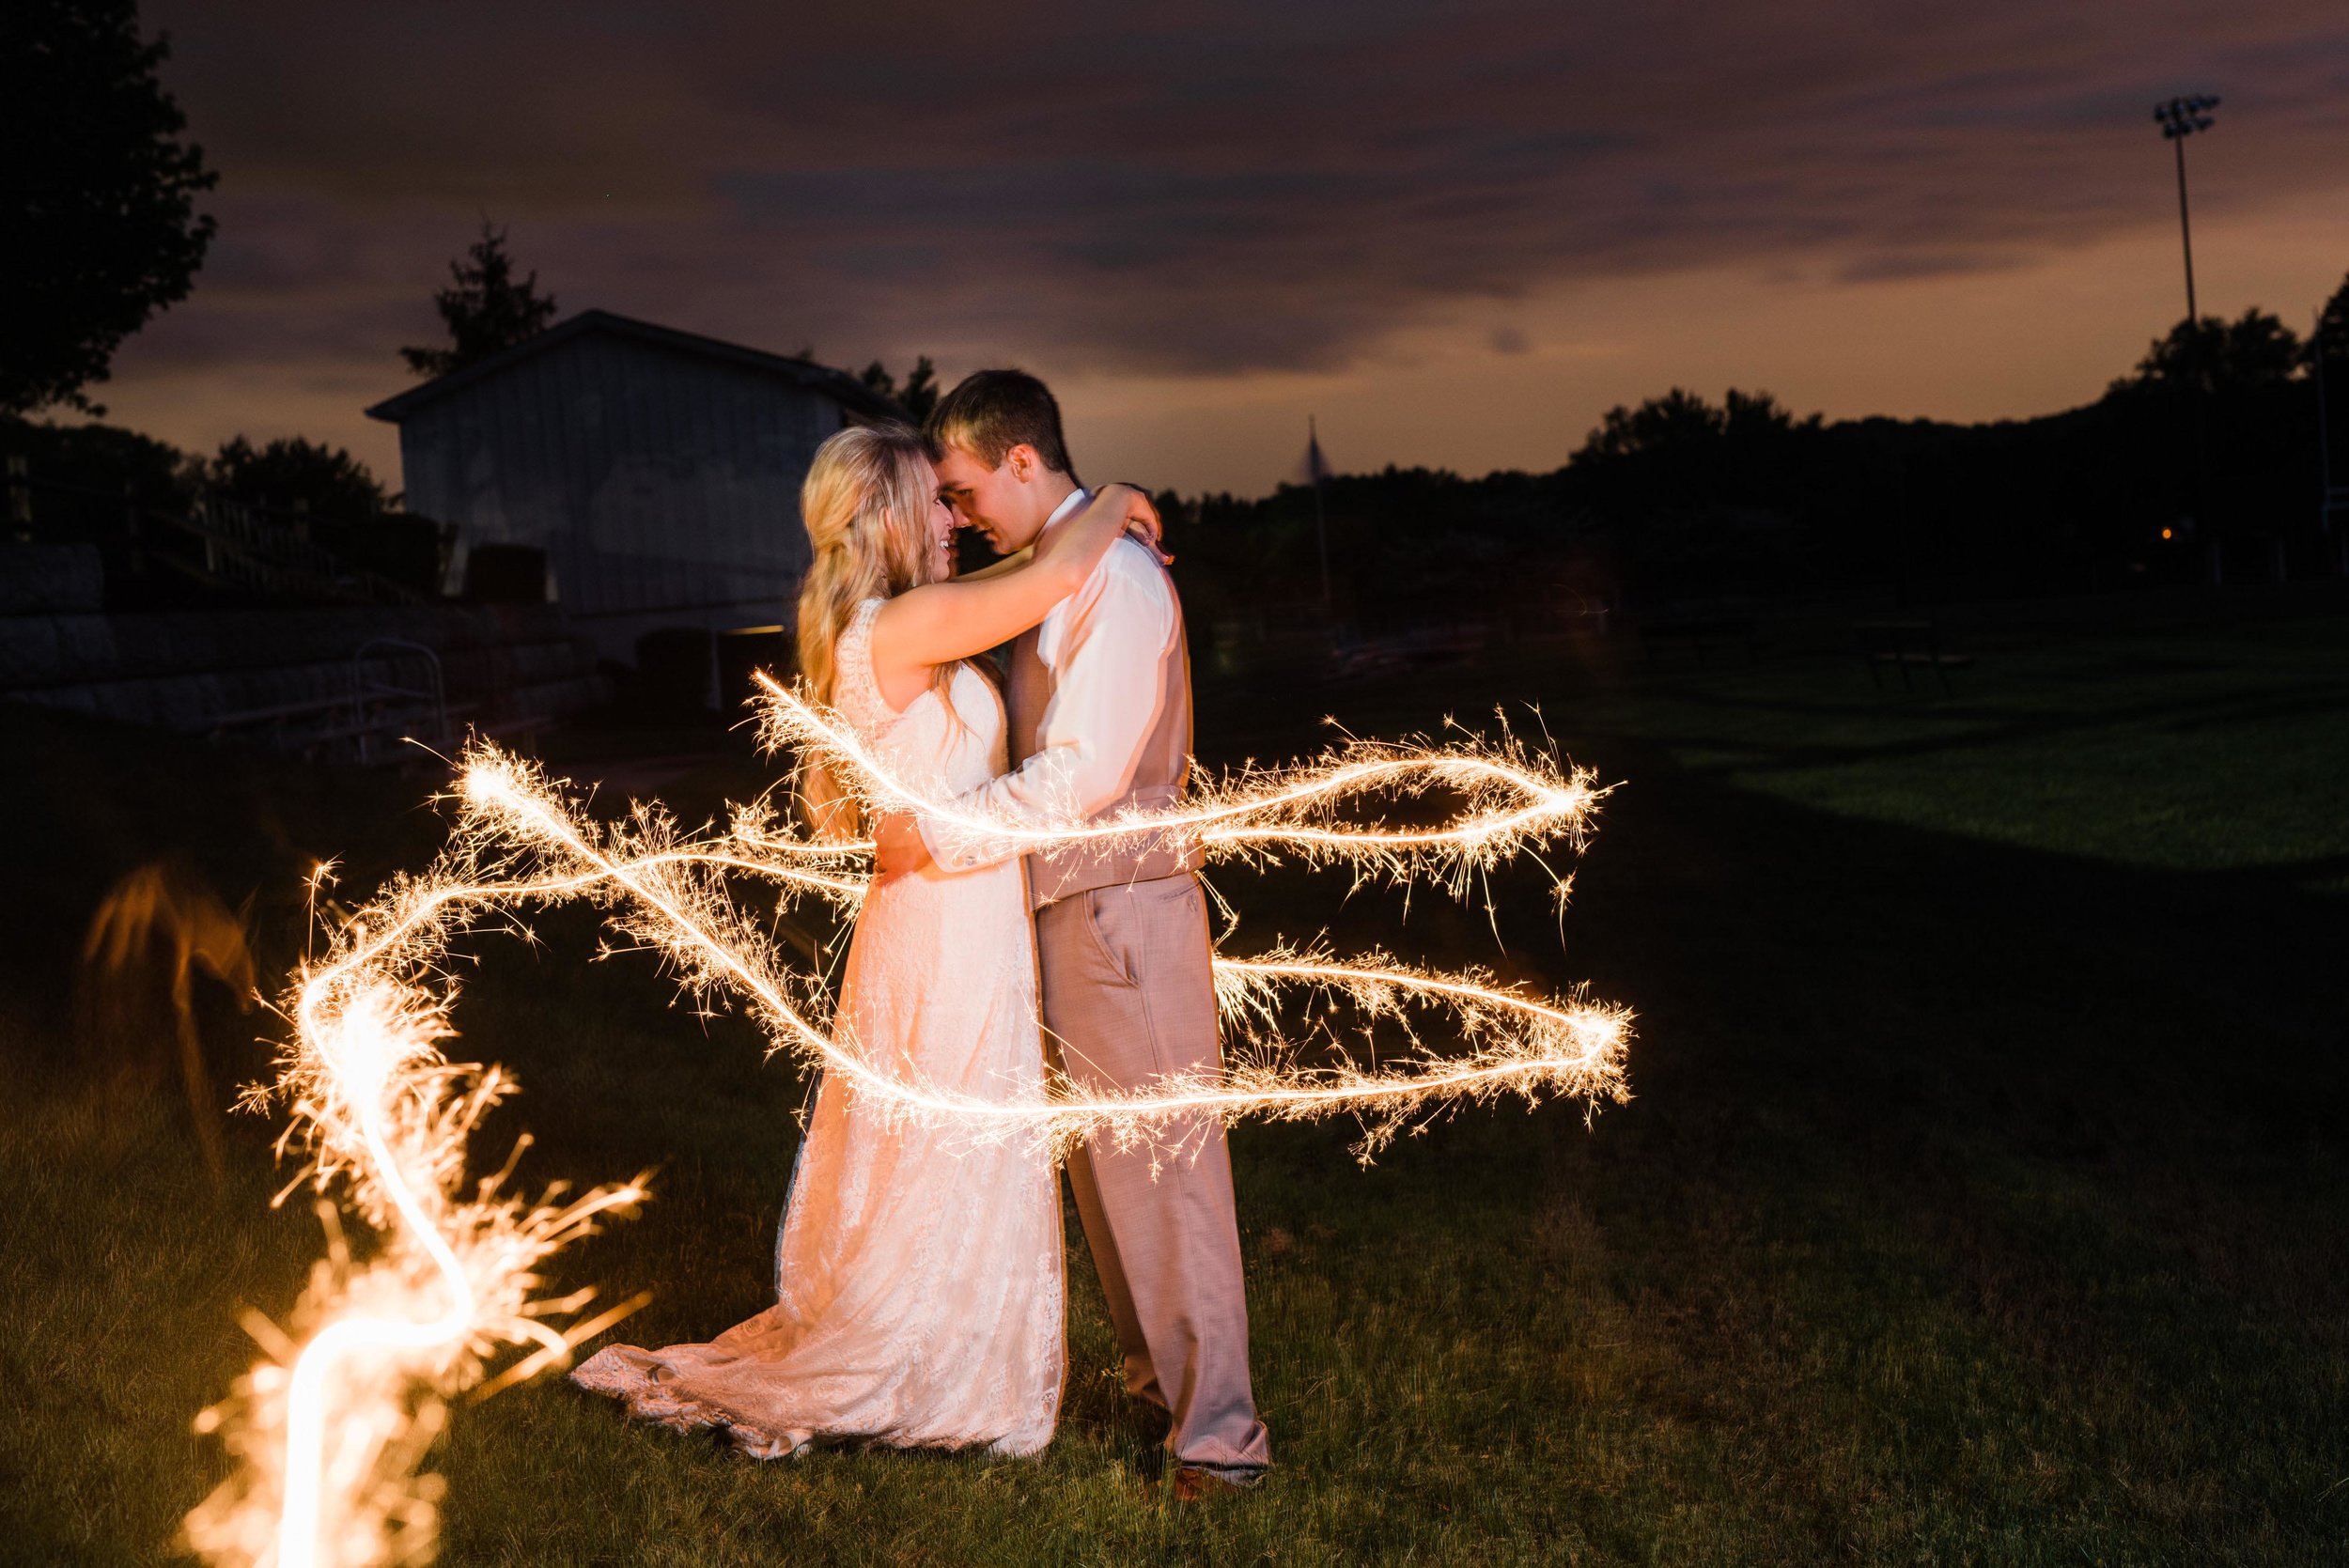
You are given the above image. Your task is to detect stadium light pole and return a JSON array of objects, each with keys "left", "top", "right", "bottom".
[
  {"left": 2154, "top": 95, "right": 2219, "bottom": 552},
  {"left": 2320, "top": 309, "right": 2333, "bottom": 531},
  {"left": 2154, "top": 95, "right": 2219, "bottom": 323},
  {"left": 2320, "top": 308, "right": 2348, "bottom": 543}
]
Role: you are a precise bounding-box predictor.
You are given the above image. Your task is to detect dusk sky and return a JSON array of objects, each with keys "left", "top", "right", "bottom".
[{"left": 94, "top": 1, "right": 2349, "bottom": 497}]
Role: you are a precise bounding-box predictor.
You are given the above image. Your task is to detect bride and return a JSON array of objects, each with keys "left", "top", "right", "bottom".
[{"left": 572, "top": 422, "right": 1160, "bottom": 1457}]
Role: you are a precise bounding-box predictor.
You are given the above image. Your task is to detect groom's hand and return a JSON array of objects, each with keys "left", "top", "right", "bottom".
[
  {"left": 1109, "top": 482, "right": 1174, "bottom": 565},
  {"left": 871, "top": 811, "right": 933, "bottom": 885}
]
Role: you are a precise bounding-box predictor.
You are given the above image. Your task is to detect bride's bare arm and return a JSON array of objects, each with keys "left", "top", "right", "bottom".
[
  {"left": 953, "top": 546, "right": 1034, "bottom": 583},
  {"left": 870, "top": 486, "right": 1161, "bottom": 673}
]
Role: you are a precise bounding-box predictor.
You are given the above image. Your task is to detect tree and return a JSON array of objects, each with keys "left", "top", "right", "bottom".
[
  {"left": 209, "top": 436, "right": 387, "bottom": 521},
  {"left": 2116, "top": 308, "right": 2304, "bottom": 398},
  {"left": 0, "top": 0, "right": 217, "bottom": 415},
  {"left": 1577, "top": 386, "right": 1727, "bottom": 461},
  {"left": 399, "top": 224, "right": 558, "bottom": 379},
  {"left": 859, "top": 356, "right": 941, "bottom": 422},
  {"left": 1568, "top": 387, "right": 1821, "bottom": 521}
]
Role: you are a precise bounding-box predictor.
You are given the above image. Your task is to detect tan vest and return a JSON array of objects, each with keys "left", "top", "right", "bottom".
[{"left": 1008, "top": 557, "right": 1204, "bottom": 907}]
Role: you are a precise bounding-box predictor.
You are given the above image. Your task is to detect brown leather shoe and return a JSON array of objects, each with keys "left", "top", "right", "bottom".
[{"left": 1172, "top": 1465, "right": 1258, "bottom": 1503}]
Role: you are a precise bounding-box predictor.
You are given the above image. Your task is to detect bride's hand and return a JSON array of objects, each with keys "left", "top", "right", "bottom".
[
  {"left": 1106, "top": 483, "right": 1172, "bottom": 564},
  {"left": 871, "top": 811, "right": 931, "bottom": 885}
]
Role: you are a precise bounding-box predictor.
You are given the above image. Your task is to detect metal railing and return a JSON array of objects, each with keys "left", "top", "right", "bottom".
[
  {"left": 350, "top": 638, "right": 450, "bottom": 765},
  {"left": 4, "top": 462, "right": 426, "bottom": 607}
]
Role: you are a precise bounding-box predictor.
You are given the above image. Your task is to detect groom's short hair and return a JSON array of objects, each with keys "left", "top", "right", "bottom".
[{"left": 923, "top": 369, "right": 1079, "bottom": 481}]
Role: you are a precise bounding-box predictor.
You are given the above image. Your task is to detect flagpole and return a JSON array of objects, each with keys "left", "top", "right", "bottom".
[{"left": 1310, "top": 415, "right": 1332, "bottom": 615}]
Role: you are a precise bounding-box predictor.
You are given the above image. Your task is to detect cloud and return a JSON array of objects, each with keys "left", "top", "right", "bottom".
[
  {"left": 119, "top": 0, "right": 2349, "bottom": 400},
  {"left": 1835, "top": 250, "right": 2029, "bottom": 285}
]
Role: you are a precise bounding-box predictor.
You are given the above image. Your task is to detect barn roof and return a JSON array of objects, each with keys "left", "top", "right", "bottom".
[{"left": 364, "top": 308, "right": 905, "bottom": 425}]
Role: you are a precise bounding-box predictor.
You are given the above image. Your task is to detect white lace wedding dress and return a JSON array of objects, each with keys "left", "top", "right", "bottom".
[{"left": 572, "top": 598, "right": 1065, "bottom": 1457}]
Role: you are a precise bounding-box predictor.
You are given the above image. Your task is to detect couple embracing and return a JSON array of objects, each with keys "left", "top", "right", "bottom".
[{"left": 573, "top": 370, "right": 1271, "bottom": 1498}]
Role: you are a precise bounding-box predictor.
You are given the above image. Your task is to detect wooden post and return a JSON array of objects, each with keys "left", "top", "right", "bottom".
[
  {"left": 1309, "top": 416, "right": 1332, "bottom": 619},
  {"left": 2318, "top": 307, "right": 2334, "bottom": 537},
  {"left": 7, "top": 454, "right": 28, "bottom": 543}
]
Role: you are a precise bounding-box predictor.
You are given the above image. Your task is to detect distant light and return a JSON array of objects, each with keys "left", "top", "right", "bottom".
[{"left": 2161, "top": 527, "right": 2174, "bottom": 539}]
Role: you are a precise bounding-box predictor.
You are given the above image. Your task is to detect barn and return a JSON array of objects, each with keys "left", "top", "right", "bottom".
[{"left": 366, "top": 310, "right": 902, "bottom": 681}]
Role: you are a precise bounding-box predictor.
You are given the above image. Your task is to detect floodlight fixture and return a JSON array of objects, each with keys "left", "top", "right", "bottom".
[{"left": 2155, "top": 94, "right": 2221, "bottom": 139}]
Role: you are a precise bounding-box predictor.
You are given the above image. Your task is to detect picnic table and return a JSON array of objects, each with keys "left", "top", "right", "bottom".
[
  {"left": 1853, "top": 618, "right": 1973, "bottom": 695},
  {"left": 1639, "top": 616, "right": 1758, "bottom": 668}
]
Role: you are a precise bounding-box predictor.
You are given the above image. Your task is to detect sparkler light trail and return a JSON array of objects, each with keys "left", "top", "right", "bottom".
[
  {"left": 188, "top": 687, "right": 1630, "bottom": 1568},
  {"left": 754, "top": 672, "right": 1602, "bottom": 897}
]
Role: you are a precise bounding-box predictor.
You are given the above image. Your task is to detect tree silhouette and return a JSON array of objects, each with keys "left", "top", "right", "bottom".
[
  {"left": 1569, "top": 387, "right": 1820, "bottom": 522},
  {"left": 2116, "top": 309, "right": 2304, "bottom": 397},
  {"left": 1578, "top": 386, "right": 1728, "bottom": 461},
  {"left": 210, "top": 435, "right": 386, "bottom": 521},
  {"left": 0, "top": 0, "right": 217, "bottom": 415},
  {"left": 859, "top": 356, "right": 940, "bottom": 422},
  {"left": 399, "top": 225, "right": 558, "bottom": 379}
]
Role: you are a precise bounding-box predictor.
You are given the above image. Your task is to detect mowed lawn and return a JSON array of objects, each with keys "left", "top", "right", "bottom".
[{"left": 3, "top": 604, "right": 2346, "bottom": 1565}]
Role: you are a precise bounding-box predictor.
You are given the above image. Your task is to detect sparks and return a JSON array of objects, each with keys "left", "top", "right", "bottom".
[
  {"left": 754, "top": 673, "right": 1604, "bottom": 901},
  {"left": 188, "top": 685, "right": 1630, "bottom": 1568}
]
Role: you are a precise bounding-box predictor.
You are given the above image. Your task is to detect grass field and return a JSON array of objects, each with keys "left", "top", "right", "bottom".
[{"left": 4, "top": 603, "right": 2346, "bottom": 1565}]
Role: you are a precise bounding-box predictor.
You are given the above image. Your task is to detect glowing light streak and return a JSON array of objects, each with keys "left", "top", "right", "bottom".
[
  {"left": 190, "top": 687, "right": 1629, "bottom": 1568},
  {"left": 453, "top": 762, "right": 1629, "bottom": 1156},
  {"left": 753, "top": 673, "right": 1604, "bottom": 886}
]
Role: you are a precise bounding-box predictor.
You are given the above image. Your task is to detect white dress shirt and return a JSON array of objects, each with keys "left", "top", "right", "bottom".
[{"left": 920, "top": 487, "right": 1178, "bottom": 873}]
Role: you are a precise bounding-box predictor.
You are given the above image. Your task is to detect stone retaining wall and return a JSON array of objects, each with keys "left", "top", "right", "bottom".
[{"left": 0, "top": 593, "right": 606, "bottom": 749}]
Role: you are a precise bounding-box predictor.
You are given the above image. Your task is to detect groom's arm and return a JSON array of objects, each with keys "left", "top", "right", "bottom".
[{"left": 914, "top": 547, "right": 1175, "bottom": 875}]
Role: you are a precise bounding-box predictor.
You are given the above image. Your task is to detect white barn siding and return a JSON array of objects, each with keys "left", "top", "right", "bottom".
[{"left": 391, "top": 328, "right": 853, "bottom": 666}]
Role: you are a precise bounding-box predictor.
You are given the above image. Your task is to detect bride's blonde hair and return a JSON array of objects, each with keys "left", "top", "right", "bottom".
[{"left": 793, "top": 421, "right": 959, "bottom": 836}]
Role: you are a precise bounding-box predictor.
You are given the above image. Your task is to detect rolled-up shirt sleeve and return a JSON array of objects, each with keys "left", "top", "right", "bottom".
[{"left": 919, "top": 543, "right": 1175, "bottom": 873}]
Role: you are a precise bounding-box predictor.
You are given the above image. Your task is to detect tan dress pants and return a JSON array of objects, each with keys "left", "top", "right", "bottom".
[{"left": 1034, "top": 872, "right": 1272, "bottom": 1471}]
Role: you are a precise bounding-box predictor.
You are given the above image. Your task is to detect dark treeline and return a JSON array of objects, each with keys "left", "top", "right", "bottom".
[
  {"left": 1175, "top": 278, "right": 2349, "bottom": 628},
  {"left": 1, "top": 416, "right": 445, "bottom": 602}
]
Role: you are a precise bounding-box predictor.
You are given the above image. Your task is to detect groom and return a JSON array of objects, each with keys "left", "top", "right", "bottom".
[{"left": 872, "top": 369, "right": 1272, "bottom": 1497}]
